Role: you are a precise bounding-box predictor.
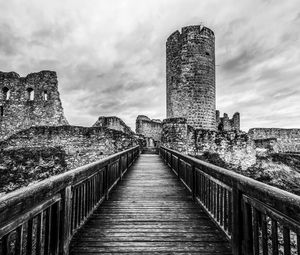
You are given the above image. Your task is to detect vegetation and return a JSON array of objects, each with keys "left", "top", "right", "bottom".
[
  {"left": 195, "top": 152, "right": 300, "bottom": 196},
  {"left": 0, "top": 147, "right": 67, "bottom": 194}
]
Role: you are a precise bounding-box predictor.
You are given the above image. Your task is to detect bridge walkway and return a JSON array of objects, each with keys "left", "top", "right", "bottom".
[{"left": 70, "top": 154, "right": 232, "bottom": 254}]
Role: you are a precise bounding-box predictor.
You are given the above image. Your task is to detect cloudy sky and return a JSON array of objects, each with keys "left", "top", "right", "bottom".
[{"left": 1, "top": 0, "right": 300, "bottom": 131}]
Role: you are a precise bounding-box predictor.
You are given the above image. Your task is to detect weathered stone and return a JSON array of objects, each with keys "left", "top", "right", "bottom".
[
  {"left": 0, "top": 71, "right": 68, "bottom": 140},
  {"left": 216, "top": 111, "right": 240, "bottom": 131},
  {"left": 0, "top": 125, "right": 139, "bottom": 171},
  {"left": 136, "top": 115, "right": 162, "bottom": 146},
  {"left": 166, "top": 25, "right": 216, "bottom": 130},
  {"left": 249, "top": 128, "right": 300, "bottom": 152},
  {"left": 93, "top": 116, "right": 134, "bottom": 135},
  {"left": 161, "top": 117, "right": 256, "bottom": 170}
]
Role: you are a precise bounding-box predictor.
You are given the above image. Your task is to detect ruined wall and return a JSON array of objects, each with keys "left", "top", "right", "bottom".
[
  {"left": 135, "top": 115, "right": 162, "bottom": 142},
  {"left": 0, "top": 126, "right": 138, "bottom": 170},
  {"left": 166, "top": 25, "right": 216, "bottom": 130},
  {"left": 216, "top": 111, "right": 240, "bottom": 131},
  {"left": 161, "top": 118, "right": 195, "bottom": 154},
  {"left": 0, "top": 71, "right": 68, "bottom": 140},
  {"left": 249, "top": 128, "right": 300, "bottom": 152},
  {"left": 161, "top": 118, "right": 256, "bottom": 170},
  {"left": 93, "top": 116, "right": 134, "bottom": 135},
  {"left": 195, "top": 130, "right": 256, "bottom": 170}
]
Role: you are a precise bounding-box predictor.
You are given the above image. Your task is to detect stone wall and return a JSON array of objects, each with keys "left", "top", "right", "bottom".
[
  {"left": 0, "top": 125, "right": 138, "bottom": 170},
  {"left": 166, "top": 25, "right": 216, "bottom": 130},
  {"left": 161, "top": 118, "right": 256, "bottom": 170},
  {"left": 93, "top": 116, "right": 134, "bottom": 135},
  {"left": 161, "top": 118, "right": 195, "bottom": 154},
  {"left": 135, "top": 115, "right": 162, "bottom": 145},
  {"left": 0, "top": 71, "right": 68, "bottom": 140},
  {"left": 216, "top": 111, "right": 240, "bottom": 131},
  {"left": 249, "top": 128, "right": 300, "bottom": 152}
]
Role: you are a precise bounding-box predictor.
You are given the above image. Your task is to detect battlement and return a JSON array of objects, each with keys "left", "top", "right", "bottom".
[{"left": 167, "top": 25, "right": 214, "bottom": 42}]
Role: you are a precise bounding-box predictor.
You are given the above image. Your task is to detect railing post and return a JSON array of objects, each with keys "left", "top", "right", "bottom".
[
  {"left": 126, "top": 152, "right": 129, "bottom": 170},
  {"left": 231, "top": 187, "right": 243, "bottom": 255},
  {"left": 119, "top": 156, "right": 123, "bottom": 180},
  {"left": 105, "top": 165, "right": 109, "bottom": 200},
  {"left": 192, "top": 165, "right": 196, "bottom": 201},
  {"left": 242, "top": 201, "right": 253, "bottom": 255},
  {"left": 59, "top": 186, "right": 72, "bottom": 255}
]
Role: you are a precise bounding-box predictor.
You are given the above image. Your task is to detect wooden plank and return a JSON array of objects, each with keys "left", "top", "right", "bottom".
[{"left": 70, "top": 154, "right": 232, "bottom": 254}]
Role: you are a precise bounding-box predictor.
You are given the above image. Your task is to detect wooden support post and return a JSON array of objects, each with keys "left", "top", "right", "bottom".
[
  {"left": 51, "top": 202, "right": 61, "bottom": 255},
  {"left": 231, "top": 187, "right": 243, "bottom": 255},
  {"left": 242, "top": 201, "right": 253, "bottom": 255},
  {"left": 60, "top": 186, "right": 72, "bottom": 255},
  {"left": 105, "top": 165, "right": 109, "bottom": 200},
  {"left": 192, "top": 165, "right": 196, "bottom": 201},
  {"left": 119, "top": 157, "right": 123, "bottom": 180}
]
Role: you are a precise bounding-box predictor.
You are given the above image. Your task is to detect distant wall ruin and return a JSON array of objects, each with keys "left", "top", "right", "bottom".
[
  {"left": 136, "top": 115, "right": 162, "bottom": 146},
  {"left": 216, "top": 111, "right": 240, "bottom": 131},
  {"left": 249, "top": 128, "right": 300, "bottom": 152},
  {"left": 93, "top": 116, "right": 134, "bottom": 135}
]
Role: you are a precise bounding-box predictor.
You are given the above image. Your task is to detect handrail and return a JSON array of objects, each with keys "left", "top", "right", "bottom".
[
  {"left": 160, "top": 146, "right": 300, "bottom": 255},
  {"left": 0, "top": 145, "right": 140, "bottom": 254}
]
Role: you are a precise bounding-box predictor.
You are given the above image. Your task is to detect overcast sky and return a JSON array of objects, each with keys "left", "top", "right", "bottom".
[{"left": 1, "top": 0, "right": 300, "bottom": 131}]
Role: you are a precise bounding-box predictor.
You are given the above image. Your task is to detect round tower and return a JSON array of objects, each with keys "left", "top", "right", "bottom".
[{"left": 166, "top": 25, "right": 216, "bottom": 130}]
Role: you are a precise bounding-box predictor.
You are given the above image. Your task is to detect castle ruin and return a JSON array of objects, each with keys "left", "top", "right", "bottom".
[
  {"left": 166, "top": 25, "right": 216, "bottom": 130},
  {"left": 0, "top": 71, "right": 68, "bottom": 140}
]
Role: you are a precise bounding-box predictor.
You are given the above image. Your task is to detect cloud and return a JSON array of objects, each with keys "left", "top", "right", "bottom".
[{"left": 0, "top": 0, "right": 300, "bottom": 131}]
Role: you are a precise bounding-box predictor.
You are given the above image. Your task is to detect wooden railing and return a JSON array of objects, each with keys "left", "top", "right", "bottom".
[
  {"left": 160, "top": 146, "right": 300, "bottom": 255},
  {"left": 0, "top": 146, "right": 139, "bottom": 255}
]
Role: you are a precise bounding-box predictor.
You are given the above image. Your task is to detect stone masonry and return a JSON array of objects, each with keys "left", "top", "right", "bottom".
[
  {"left": 0, "top": 71, "right": 68, "bottom": 140},
  {"left": 161, "top": 117, "right": 256, "bottom": 170},
  {"left": 216, "top": 111, "right": 240, "bottom": 131},
  {"left": 135, "top": 115, "right": 162, "bottom": 145},
  {"left": 0, "top": 125, "right": 138, "bottom": 170},
  {"left": 93, "top": 116, "right": 134, "bottom": 135},
  {"left": 166, "top": 25, "right": 216, "bottom": 130},
  {"left": 249, "top": 128, "right": 300, "bottom": 152}
]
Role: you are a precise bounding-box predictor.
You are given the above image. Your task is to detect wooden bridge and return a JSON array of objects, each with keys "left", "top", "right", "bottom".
[{"left": 0, "top": 146, "right": 300, "bottom": 254}]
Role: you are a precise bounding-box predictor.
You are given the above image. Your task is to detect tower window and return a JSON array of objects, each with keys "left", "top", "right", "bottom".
[
  {"left": 205, "top": 52, "right": 210, "bottom": 57},
  {"left": 43, "top": 91, "right": 48, "bottom": 101},
  {"left": 26, "top": 88, "right": 34, "bottom": 101},
  {"left": 2, "top": 87, "right": 10, "bottom": 100}
]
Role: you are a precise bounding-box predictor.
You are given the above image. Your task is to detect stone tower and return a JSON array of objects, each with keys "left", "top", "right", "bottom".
[
  {"left": 0, "top": 70, "right": 69, "bottom": 140},
  {"left": 166, "top": 25, "right": 216, "bottom": 130}
]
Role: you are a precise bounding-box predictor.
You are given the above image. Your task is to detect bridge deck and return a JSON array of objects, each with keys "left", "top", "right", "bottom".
[{"left": 70, "top": 154, "right": 232, "bottom": 254}]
